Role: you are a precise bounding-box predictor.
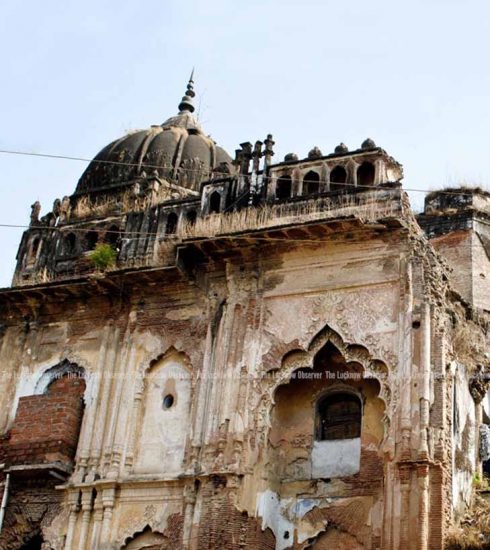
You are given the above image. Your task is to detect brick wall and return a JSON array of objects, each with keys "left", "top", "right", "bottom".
[
  {"left": 5, "top": 375, "right": 85, "bottom": 466},
  {"left": 430, "top": 230, "right": 473, "bottom": 304},
  {"left": 196, "top": 479, "right": 276, "bottom": 550},
  {"left": 470, "top": 225, "right": 490, "bottom": 310}
]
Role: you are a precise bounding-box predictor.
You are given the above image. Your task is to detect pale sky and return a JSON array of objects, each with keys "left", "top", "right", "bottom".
[{"left": 1, "top": 0, "right": 490, "bottom": 287}]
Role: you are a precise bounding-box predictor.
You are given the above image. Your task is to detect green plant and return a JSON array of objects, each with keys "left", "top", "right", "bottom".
[{"left": 89, "top": 243, "right": 117, "bottom": 271}]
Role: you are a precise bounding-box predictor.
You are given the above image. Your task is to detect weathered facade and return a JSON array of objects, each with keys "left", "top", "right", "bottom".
[{"left": 0, "top": 76, "right": 489, "bottom": 549}]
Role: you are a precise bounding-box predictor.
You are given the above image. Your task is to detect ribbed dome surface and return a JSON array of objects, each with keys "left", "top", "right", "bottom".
[{"left": 75, "top": 111, "right": 232, "bottom": 195}]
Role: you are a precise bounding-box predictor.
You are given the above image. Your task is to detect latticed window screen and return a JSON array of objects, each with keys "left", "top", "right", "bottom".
[{"left": 317, "top": 393, "right": 362, "bottom": 440}]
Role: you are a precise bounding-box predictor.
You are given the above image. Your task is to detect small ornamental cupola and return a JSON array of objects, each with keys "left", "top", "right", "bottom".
[{"left": 178, "top": 70, "right": 196, "bottom": 114}]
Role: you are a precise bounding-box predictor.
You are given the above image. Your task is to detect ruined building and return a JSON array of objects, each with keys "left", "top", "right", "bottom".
[{"left": 0, "top": 76, "right": 489, "bottom": 549}]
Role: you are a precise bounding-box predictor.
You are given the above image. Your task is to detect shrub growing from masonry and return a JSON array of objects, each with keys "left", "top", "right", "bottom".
[{"left": 89, "top": 243, "right": 117, "bottom": 270}]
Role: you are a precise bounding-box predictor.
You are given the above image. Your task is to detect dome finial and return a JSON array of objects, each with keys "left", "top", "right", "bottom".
[{"left": 178, "top": 69, "right": 196, "bottom": 114}]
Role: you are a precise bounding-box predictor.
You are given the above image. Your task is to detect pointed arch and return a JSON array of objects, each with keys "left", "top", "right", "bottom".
[
  {"left": 142, "top": 346, "right": 193, "bottom": 377},
  {"left": 265, "top": 325, "right": 389, "bottom": 482},
  {"left": 303, "top": 170, "right": 320, "bottom": 195},
  {"left": 209, "top": 190, "right": 221, "bottom": 213},
  {"left": 34, "top": 359, "right": 86, "bottom": 395},
  {"left": 165, "top": 212, "right": 178, "bottom": 235},
  {"left": 276, "top": 175, "right": 292, "bottom": 199},
  {"left": 63, "top": 232, "right": 77, "bottom": 255},
  {"left": 357, "top": 161, "right": 375, "bottom": 188},
  {"left": 105, "top": 224, "right": 121, "bottom": 247},
  {"left": 262, "top": 324, "right": 391, "bottom": 426},
  {"left": 329, "top": 165, "right": 348, "bottom": 192},
  {"left": 122, "top": 525, "right": 169, "bottom": 549},
  {"left": 132, "top": 347, "right": 193, "bottom": 475}
]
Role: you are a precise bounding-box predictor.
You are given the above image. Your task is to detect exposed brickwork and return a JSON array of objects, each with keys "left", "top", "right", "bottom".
[
  {"left": 343, "top": 447, "right": 384, "bottom": 496},
  {"left": 2, "top": 183, "right": 490, "bottom": 549},
  {"left": 122, "top": 518, "right": 183, "bottom": 550},
  {"left": 163, "top": 512, "right": 184, "bottom": 548},
  {"left": 0, "top": 478, "right": 62, "bottom": 550},
  {"left": 311, "top": 528, "right": 364, "bottom": 549},
  {"left": 196, "top": 480, "right": 276, "bottom": 550},
  {"left": 6, "top": 375, "right": 85, "bottom": 466},
  {"left": 429, "top": 230, "right": 473, "bottom": 304},
  {"left": 304, "top": 497, "right": 373, "bottom": 548},
  {"left": 429, "top": 465, "right": 445, "bottom": 550}
]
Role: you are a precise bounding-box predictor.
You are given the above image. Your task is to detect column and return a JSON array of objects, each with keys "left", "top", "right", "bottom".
[
  {"left": 75, "top": 325, "right": 111, "bottom": 482},
  {"left": 398, "top": 467, "right": 411, "bottom": 550},
  {"left": 89, "top": 491, "right": 104, "bottom": 550},
  {"left": 63, "top": 491, "right": 80, "bottom": 550},
  {"left": 94, "top": 325, "right": 120, "bottom": 477},
  {"left": 123, "top": 376, "right": 144, "bottom": 475},
  {"left": 100, "top": 485, "right": 116, "bottom": 546},
  {"left": 107, "top": 342, "right": 137, "bottom": 479},
  {"left": 78, "top": 489, "right": 93, "bottom": 550},
  {"left": 183, "top": 482, "right": 197, "bottom": 549},
  {"left": 417, "top": 464, "right": 430, "bottom": 550},
  {"left": 419, "top": 302, "right": 431, "bottom": 459}
]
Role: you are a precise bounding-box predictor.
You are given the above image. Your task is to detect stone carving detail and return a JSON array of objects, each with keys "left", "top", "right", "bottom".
[
  {"left": 0, "top": 484, "right": 62, "bottom": 550},
  {"left": 306, "top": 288, "right": 398, "bottom": 367},
  {"left": 255, "top": 324, "right": 392, "bottom": 447},
  {"left": 143, "top": 504, "right": 157, "bottom": 523},
  {"left": 263, "top": 286, "right": 399, "bottom": 370}
]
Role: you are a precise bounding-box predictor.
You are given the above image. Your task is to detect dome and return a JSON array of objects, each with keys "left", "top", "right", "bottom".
[
  {"left": 75, "top": 75, "right": 233, "bottom": 195},
  {"left": 361, "top": 138, "right": 376, "bottom": 150}
]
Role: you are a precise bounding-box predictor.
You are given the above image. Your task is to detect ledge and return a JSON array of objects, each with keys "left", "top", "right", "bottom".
[{"left": 5, "top": 461, "right": 73, "bottom": 480}]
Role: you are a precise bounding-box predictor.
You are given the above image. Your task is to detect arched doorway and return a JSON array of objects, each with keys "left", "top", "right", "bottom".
[
  {"left": 329, "top": 165, "right": 347, "bottom": 192},
  {"left": 276, "top": 175, "right": 292, "bottom": 199},
  {"left": 165, "top": 212, "right": 178, "bottom": 235},
  {"left": 303, "top": 170, "right": 320, "bottom": 195},
  {"left": 209, "top": 191, "right": 221, "bottom": 213},
  {"left": 357, "top": 162, "right": 375, "bottom": 188},
  {"left": 261, "top": 328, "right": 388, "bottom": 548},
  {"left": 270, "top": 340, "right": 384, "bottom": 480}
]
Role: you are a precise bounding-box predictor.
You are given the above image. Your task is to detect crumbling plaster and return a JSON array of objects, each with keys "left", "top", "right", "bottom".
[{"left": 0, "top": 194, "right": 489, "bottom": 549}]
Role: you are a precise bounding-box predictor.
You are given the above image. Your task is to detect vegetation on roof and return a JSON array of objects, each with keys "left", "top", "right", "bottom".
[{"left": 425, "top": 185, "right": 490, "bottom": 203}]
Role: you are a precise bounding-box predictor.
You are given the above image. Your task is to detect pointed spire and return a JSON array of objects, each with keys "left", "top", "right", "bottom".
[{"left": 178, "top": 69, "right": 196, "bottom": 114}]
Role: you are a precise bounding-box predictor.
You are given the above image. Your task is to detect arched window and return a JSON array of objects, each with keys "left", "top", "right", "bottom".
[
  {"left": 34, "top": 360, "right": 85, "bottom": 395},
  {"left": 317, "top": 392, "right": 362, "bottom": 440},
  {"left": 28, "top": 237, "right": 41, "bottom": 261},
  {"left": 166, "top": 213, "right": 178, "bottom": 235},
  {"left": 330, "top": 165, "right": 347, "bottom": 191},
  {"left": 303, "top": 170, "right": 320, "bottom": 195},
  {"left": 85, "top": 230, "right": 98, "bottom": 251},
  {"left": 134, "top": 351, "right": 191, "bottom": 475},
  {"left": 357, "top": 162, "right": 375, "bottom": 188},
  {"left": 186, "top": 210, "right": 197, "bottom": 225},
  {"left": 105, "top": 225, "right": 120, "bottom": 248},
  {"left": 276, "top": 175, "right": 292, "bottom": 200},
  {"left": 209, "top": 191, "right": 221, "bottom": 214},
  {"left": 64, "top": 232, "right": 76, "bottom": 255}
]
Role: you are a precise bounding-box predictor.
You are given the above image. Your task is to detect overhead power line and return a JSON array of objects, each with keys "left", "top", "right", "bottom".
[
  {"left": 0, "top": 148, "right": 487, "bottom": 197},
  {"left": 0, "top": 222, "right": 488, "bottom": 252}
]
